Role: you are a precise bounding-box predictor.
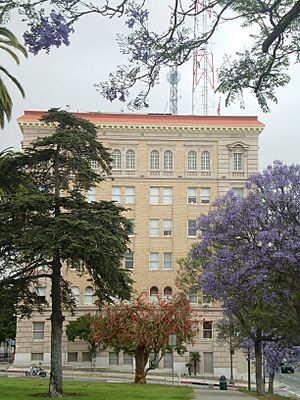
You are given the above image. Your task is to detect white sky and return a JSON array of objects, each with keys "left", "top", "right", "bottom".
[{"left": 1, "top": 5, "right": 299, "bottom": 170}]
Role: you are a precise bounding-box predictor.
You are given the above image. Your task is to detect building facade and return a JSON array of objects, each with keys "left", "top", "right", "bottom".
[{"left": 15, "top": 111, "right": 264, "bottom": 379}]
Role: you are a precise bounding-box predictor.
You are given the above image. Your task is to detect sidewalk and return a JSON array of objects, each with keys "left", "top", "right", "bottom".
[{"left": 193, "top": 388, "right": 257, "bottom": 400}]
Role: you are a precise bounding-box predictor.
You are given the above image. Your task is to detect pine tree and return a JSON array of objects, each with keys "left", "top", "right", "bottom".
[{"left": 0, "top": 109, "right": 132, "bottom": 397}]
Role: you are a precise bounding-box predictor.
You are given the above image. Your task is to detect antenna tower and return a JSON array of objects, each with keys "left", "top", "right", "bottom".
[
  {"left": 167, "top": 67, "right": 181, "bottom": 115},
  {"left": 192, "top": 0, "right": 215, "bottom": 115}
]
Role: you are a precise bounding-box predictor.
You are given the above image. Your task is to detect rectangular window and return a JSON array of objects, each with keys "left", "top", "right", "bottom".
[
  {"left": 149, "top": 219, "right": 159, "bottom": 236},
  {"left": 149, "top": 253, "right": 159, "bottom": 270},
  {"left": 125, "top": 187, "right": 135, "bottom": 204},
  {"left": 163, "top": 187, "right": 173, "bottom": 204},
  {"left": 163, "top": 219, "right": 172, "bottom": 236},
  {"left": 31, "top": 353, "right": 43, "bottom": 361},
  {"left": 90, "top": 160, "right": 98, "bottom": 170},
  {"left": 128, "top": 219, "right": 134, "bottom": 236},
  {"left": 189, "top": 288, "right": 198, "bottom": 304},
  {"left": 33, "top": 322, "right": 44, "bottom": 340},
  {"left": 123, "top": 353, "right": 133, "bottom": 365},
  {"left": 87, "top": 186, "right": 96, "bottom": 203},
  {"left": 232, "top": 187, "right": 244, "bottom": 198},
  {"left": 109, "top": 352, "right": 119, "bottom": 365},
  {"left": 125, "top": 252, "right": 134, "bottom": 270},
  {"left": 203, "top": 321, "right": 213, "bottom": 339},
  {"left": 201, "top": 188, "right": 210, "bottom": 204},
  {"left": 36, "top": 287, "right": 46, "bottom": 303},
  {"left": 188, "top": 220, "right": 197, "bottom": 236},
  {"left": 163, "top": 252, "right": 172, "bottom": 270},
  {"left": 233, "top": 153, "right": 243, "bottom": 171},
  {"left": 150, "top": 187, "right": 160, "bottom": 204},
  {"left": 82, "top": 352, "right": 92, "bottom": 362},
  {"left": 112, "top": 186, "right": 121, "bottom": 203},
  {"left": 164, "top": 352, "right": 173, "bottom": 368},
  {"left": 187, "top": 188, "right": 197, "bottom": 204},
  {"left": 202, "top": 291, "right": 212, "bottom": 304},
  {"left": 68, "top": 352, "right": 78, "bottom": 362},
  {"left": 71, "top": 260, "right": 81, "bottom": 271}
]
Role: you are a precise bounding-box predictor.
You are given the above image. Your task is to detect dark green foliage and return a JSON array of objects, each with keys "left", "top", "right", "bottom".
[{"left": 0, "top": 109, "right": 133, "bottom": 396}]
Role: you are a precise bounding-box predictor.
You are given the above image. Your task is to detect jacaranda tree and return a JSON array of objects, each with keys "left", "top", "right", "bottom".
[
  {"left": 67, "top": 293, "right": 197, "bottom": 384},
  {"left": 190, "top": 161, "right": 300, "bottom": 396},
  {"left": 0, "top": 109, "right": 132, "bottom": 397},
  {"left": 2, "top": 1, "right": 300, "bottom": 111}
]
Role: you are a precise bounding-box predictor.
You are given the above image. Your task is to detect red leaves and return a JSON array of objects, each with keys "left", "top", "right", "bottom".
[{"left": 88, "top": 293, "right": 194, "bottom": 355}]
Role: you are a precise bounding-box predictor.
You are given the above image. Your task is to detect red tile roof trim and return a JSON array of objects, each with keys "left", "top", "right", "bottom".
[{"left": 18, "top": 111, "right": 264, "bottom": 127}]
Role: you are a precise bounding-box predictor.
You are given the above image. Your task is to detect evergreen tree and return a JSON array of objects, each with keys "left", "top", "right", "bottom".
[{"left": 0, "top": 109, "right": 132, "bottom": 397}]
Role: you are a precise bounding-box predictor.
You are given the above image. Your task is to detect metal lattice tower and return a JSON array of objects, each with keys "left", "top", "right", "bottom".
[
  {"left": 192, "top": 0, "right": 215, "bottom": 115},
  {"left": 167, "top": 67, "right": 181, "bottom": 115}
]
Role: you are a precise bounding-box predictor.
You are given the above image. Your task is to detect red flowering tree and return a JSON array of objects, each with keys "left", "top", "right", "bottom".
[{"left": 67, "top": 293, "right": 196, "bottom": 384}]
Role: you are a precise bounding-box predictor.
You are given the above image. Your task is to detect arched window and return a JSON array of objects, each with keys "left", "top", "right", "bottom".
[
  {"left": 187, "top": 151, "right": 197, "bottom": 170},
  {"left": 163, "top": 150, "right": 173, "bottom": 170},
  {"left": 126, "top": 149, "right": 135, "bottom": 170},
  {"left": 112, "top": 149, "right": 121, "bottom": 169},
  {"left": 149, "top": 286, "right": 159, "bottom": 303},
  {"left": 71, "top": 287, "right": 80, "bottom": 305},
  {"left": 84, "top": 287, "right": 94, "bottom": 305},
  {"left": 163, "top": 287, "right": 172, "bottom": 300},
  {"left": 201, "top": 151, "right": 210, "bottom": 171},
  {"left": 150, "top": 150, "right": 159, "bottom": 170}
]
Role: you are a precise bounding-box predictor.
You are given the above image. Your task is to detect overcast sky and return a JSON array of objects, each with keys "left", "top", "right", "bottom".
[{"left": 1, "top": 5, "right": 299, "bottom": 170}]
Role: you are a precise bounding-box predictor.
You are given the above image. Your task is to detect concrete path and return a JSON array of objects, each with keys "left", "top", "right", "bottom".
[{"left": 193, "top": 388, "right": 257, "bottom": 400}]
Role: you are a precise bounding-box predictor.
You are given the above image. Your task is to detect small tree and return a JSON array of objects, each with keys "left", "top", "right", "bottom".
[
  {"left": 190, "top": 352, "right": 200, "bottom": 376},
  {"left": 67, "top": 293, "right": 197, "bottom": 384}
]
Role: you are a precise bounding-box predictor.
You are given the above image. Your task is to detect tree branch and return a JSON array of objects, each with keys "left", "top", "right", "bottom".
[{"left": 262, "top": 0, "right": 300, "bottom": 53}]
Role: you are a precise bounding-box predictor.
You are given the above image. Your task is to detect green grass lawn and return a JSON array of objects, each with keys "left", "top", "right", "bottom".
[{"left": 0, "top": 377, "right": 194, "bottom": 400}]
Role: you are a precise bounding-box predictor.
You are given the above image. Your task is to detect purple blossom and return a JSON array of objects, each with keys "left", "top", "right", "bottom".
[
  {"left": 191, "top": 161, "right": 300, "bottom": 344},
  {"left": 24, "top": 11, "right": 74, "bottom": 54},
  {"left": 125, "top": 3, "right": 149, "bottom": 29}
]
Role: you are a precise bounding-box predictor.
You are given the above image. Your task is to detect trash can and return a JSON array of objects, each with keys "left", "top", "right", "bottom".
[{"left": 219, "top": 375, "right": 227, "bottom": 390}]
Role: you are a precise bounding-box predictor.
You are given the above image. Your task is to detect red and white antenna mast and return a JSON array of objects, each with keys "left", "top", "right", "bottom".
[{"left": 192, "top": 0, "right": 215, "bottom": 115}]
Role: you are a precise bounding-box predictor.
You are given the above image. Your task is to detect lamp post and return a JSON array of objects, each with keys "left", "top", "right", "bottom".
[
  {"left": 229, "top": 318, "right": 235, "bottom": 384},
  {"left": 229, "top": 334, "right": 234, "bottom": 384},
  {"left": 169, "top": 334, "right": 177, "bottom": 385},
  {"left": 247, "top": 347, "right": 251, "bottom": 391}
]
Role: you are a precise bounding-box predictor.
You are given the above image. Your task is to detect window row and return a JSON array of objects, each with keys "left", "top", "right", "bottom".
[
  {"left": 148, "top": 219, "right": 198, "bottom": 237},
  {"left": 110, "top": 149, "right": 213, "bottom": 172},
  {"left": 90, "top": 186, "right": 242, "bottom": 205},
  {"left": 111, "top": 186, "right": 174, "bottom": 205},
  {"left": 188, "top": 288, "right": 212, "bottom": 305},
  {"left": 124, "top": 252, "right": 174, "bottom": 271},
  {"left": 34, "top": 286, "right": 95, "bottom": 310},
  {"left": 71, "top": 286, "right": 94, "bottom": 305},
  {"left": 112, "top": 149, "right": 136, "bottom": 170},
  {"left": 149, "top": 286, "right": 173, "bottom": 302},
  {"left": 187, "top": 187, "right": 210, "bottom": 204}
]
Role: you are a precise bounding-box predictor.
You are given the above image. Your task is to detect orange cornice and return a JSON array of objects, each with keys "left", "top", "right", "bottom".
[{"left": 18, "top": 110, "right": 264, "bottom": 127}]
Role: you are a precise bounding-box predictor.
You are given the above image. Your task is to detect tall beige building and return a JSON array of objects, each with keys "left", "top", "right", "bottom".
[{"left": 15, "top": 111, "right": 264, "bottom": 379}]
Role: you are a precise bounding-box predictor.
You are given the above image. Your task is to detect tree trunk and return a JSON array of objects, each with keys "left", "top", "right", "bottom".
[
  {"left": 268, "top": 372, "right": 274, "bottom": 394},
  {"left": 134, "top": 345, "right": 147, "bottom": 384},
  {"left": 254, "top": 340, "right": 265, "bottom": 396},
  {"left": 48, "top": 258, "right": 64, "bottom": 397}
]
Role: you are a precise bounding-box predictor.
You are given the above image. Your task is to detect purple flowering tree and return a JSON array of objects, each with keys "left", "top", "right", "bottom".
[
  {"left": 191, "top": 161, "right": 300, "bottom": 395},
  {"left": 2, "top": 1, "right": 300, "bottom": 111}
]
